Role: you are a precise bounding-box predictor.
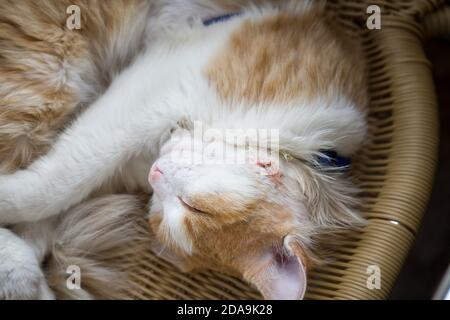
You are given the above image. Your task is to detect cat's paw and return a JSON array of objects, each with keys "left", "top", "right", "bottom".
[
  {"left": 0, "top": 267, "right": 54, "bottom": 300},
  {"left": 0, "top": 229, "right": 54, "bottom": 300}
]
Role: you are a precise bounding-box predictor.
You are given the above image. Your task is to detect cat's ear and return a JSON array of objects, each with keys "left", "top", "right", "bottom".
[{"left": 243, "top": 236, "right": 308, "bottom": 300}]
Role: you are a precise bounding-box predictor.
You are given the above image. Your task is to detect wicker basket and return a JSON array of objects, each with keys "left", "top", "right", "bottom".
[{"left": 121, "top": 0, "right": 447, "bottom": 300}]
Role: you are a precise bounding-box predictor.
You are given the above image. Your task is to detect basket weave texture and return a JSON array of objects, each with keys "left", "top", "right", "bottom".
[{"left": 123, "top": 0, "right": 447, "bottom": 299}]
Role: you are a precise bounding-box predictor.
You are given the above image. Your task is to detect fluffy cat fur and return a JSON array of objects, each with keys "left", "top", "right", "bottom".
[{"left": 0, "top": 0, "right": 367, "bottom": 299}]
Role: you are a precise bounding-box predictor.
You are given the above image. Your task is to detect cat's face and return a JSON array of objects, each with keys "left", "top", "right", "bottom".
[{"left": 148, "top": 130, "right": 309, "bottom": 299}]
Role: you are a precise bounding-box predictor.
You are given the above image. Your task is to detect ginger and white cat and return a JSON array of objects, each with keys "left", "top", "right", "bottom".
[{"left": 0, "top": 0, "right": 367, "bottom": 299}]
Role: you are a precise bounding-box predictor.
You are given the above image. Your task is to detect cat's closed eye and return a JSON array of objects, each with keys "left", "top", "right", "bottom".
[{"left": 178, "top": 196, "right": 210, "bottom": 215}]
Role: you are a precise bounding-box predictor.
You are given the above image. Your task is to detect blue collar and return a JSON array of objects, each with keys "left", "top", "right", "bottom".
[
  {"left": 203, "top": 13, "right": 240, "bottom": 26},
  {"left": 317, "top": 150, "right": 351, "bottom": 170}
]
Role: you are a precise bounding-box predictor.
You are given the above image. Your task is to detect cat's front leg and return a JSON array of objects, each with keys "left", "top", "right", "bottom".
[
  {"left": 0, "top": 103, "right": 152, "bottom": 224},
  {"left": 0, "top": 53, "right": 177, "bottom": 225},
  {"left": 0, "top": 228, "right": 54, "bottom": 300},
  {"left": 0, "top": 97, "right": 152, "bottom": 225}
]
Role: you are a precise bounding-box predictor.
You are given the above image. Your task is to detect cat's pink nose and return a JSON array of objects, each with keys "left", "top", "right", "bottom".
[{"left": 149, "top": 163, "right": 164, "bottom": 183}]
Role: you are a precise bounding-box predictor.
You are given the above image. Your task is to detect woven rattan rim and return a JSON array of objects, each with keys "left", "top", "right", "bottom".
[{"left": 120, "top": 0, "right": 445, "bottom": 299}]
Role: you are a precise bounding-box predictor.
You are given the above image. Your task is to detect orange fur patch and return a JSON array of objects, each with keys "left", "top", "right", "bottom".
[
  {"left": 0, "top": 0, "right": 149, "bottom": 172},
  {"left": 206, "top": 8, "right": 367, "bottom": 108},
  {"left": 149, "top": 197, "right": 307, "bottom": 278}
]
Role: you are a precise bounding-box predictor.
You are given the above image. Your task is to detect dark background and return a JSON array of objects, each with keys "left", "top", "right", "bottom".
[{"left": 390, "top": 38, "right": 450, "bottom": 299}]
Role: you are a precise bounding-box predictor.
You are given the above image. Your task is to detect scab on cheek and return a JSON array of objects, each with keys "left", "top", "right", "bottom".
[{"left": 269, "top": 172, "right": 284, "bottom": 187}]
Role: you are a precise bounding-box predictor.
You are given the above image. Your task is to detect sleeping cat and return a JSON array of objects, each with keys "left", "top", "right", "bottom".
[{"left": 0, "top": 0, "right": 367, "bottom": 299}]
